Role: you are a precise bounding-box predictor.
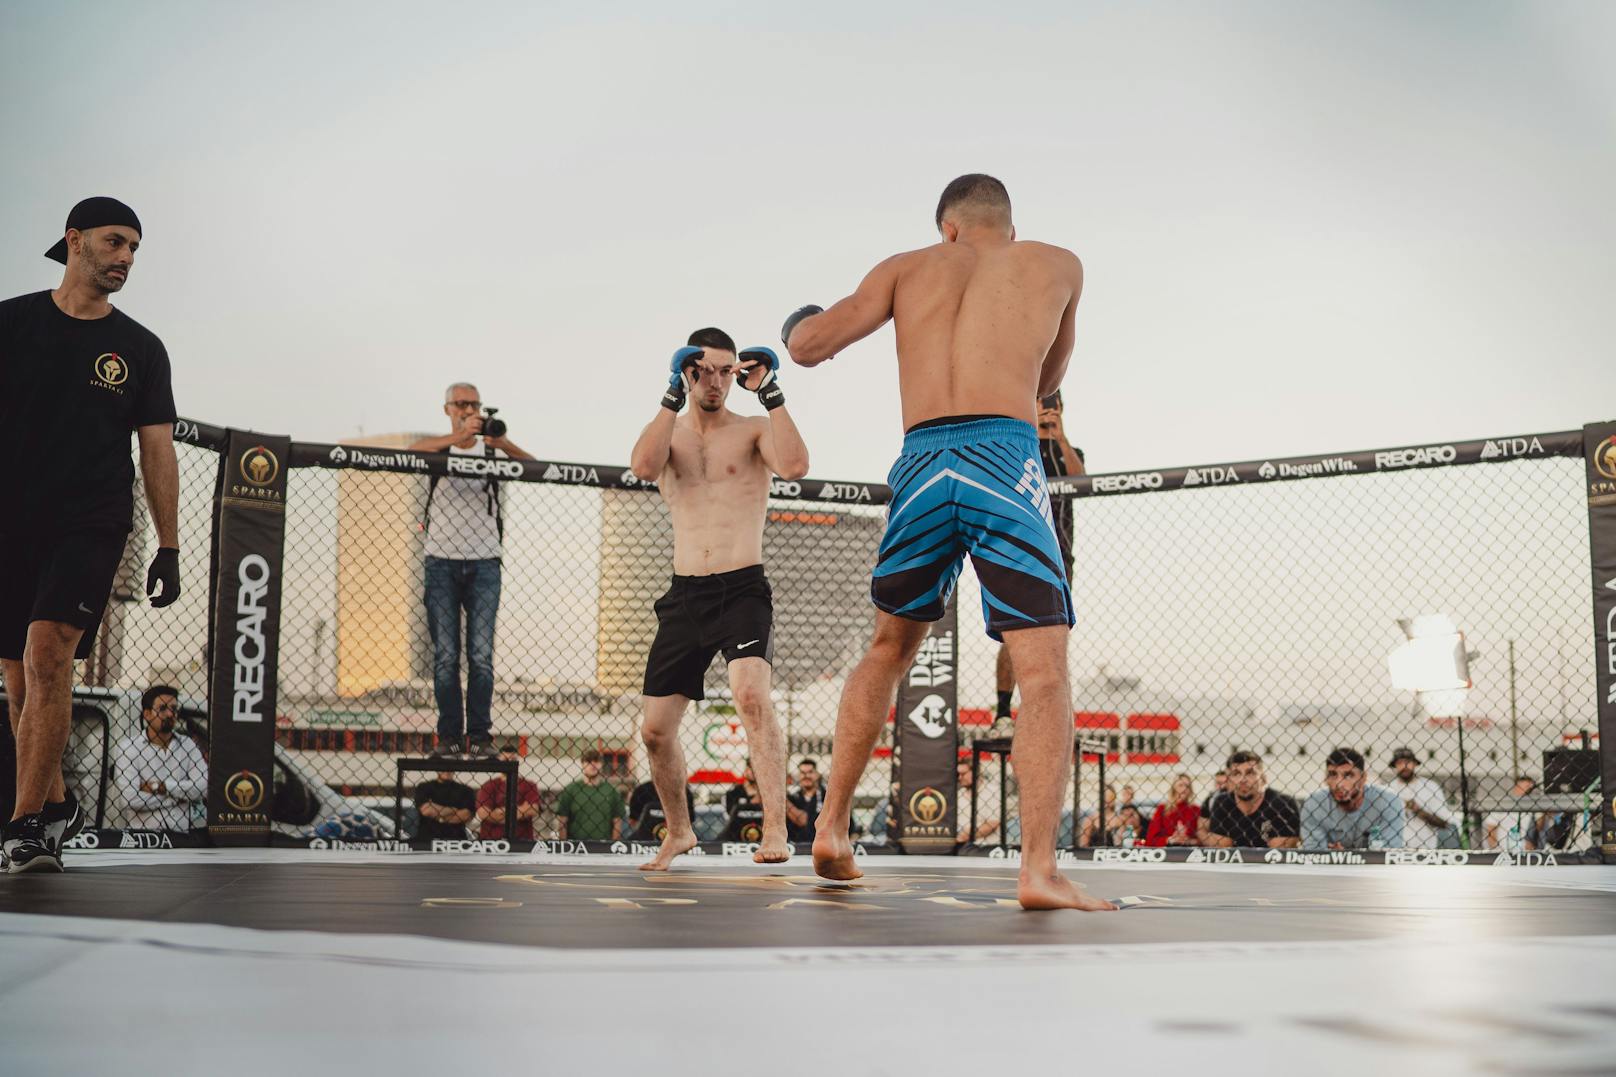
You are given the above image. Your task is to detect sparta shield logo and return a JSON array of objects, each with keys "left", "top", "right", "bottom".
[
  {"left": 239, "top": 446, "right": 281, "bottom": 487},
  {"left": 908, "top": 787, "right": 948, "bottom": 827},
  {"left": 224, "top": 770, "right": 266, "bottom": 812},
  {"left": 93, "top": 353, "right": 128, "bottom": 387},
  {"left": 1595, "top": 435, "right": 1616, "bottom": 481}
]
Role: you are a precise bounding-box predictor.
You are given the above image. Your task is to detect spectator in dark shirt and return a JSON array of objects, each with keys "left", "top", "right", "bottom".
[
  {"left": 1203, "top": 751, "right": 1300, "bottom": 849},
  {"left": 629, "top": 777, "right": 696, "bottom": 841},
  {"left": 414, "top": 771, "right": 475, "bottom": 841},
  {"left": 785, "top": 758, "right": 824, "bottom": 843},
  {"left": 475, "top": 748, "right": 542, "bottom": 841},
  {"left": 725, "top": 761, "right": 761, "bottom": 814}
]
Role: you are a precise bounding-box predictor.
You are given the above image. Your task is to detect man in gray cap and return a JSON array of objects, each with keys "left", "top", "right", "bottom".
[{"left": 0, "top": 197, "right": 181, "bottom": 873}]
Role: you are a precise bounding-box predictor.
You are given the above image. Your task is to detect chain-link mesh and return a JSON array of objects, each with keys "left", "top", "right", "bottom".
[
  {"left": 1049, "top": 455, "right": 1598, "bottom": 853},
  {"left": 53, "top": 438, "right": 222, "bottom": 829},
  {"left": 274, "top": 457, "right": 891, "bottom": 843},
  {"left": 49, "top": 429, "right": 1601, "bottom": 854}
]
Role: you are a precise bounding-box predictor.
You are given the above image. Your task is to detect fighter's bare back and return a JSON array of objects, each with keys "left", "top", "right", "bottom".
[{"left": 794, "top": 239, "right": 1083, "bottom": 428}]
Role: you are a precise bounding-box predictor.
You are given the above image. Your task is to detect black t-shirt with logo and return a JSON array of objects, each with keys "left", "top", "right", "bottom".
[
  {"left": 0, "top": 291, "right": 176, "bottom": 533},
  {"left": 628, "top": 780, "right": 696, "bottom": 825},
  {"left": 1205, "top": 789, "right": 1301, "bottom": 847},
  {"left": 413, "top": 778, "right": 476, "bottom": 840}
]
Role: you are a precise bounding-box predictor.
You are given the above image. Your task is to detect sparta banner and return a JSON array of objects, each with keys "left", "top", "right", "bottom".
[
  {"left": 894, "top": 598, "right": 959, "bottom": 853},
  {"left": 207, "top": 431, "right": 290, "bottom": 845}
]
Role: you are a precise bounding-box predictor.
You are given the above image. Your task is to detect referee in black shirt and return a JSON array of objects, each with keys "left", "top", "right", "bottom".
[
  {"left": 990, "top": 391, "right": 1083, "bottom": 737},
  {"left": 1, "top": 198, "right": 180, "bottom": 873}
]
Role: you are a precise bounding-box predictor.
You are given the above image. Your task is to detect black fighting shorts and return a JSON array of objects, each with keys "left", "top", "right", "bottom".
[
  {"left": 643, "top": 565, "right": 774, "bottom": 700},
  {"left": 0, "top": 529, "right": 127, "bottom": 661}
]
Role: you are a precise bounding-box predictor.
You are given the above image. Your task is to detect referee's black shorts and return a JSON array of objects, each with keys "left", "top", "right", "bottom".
[{"left": 0, "top": 528, "right": 127, "bottom": 661}]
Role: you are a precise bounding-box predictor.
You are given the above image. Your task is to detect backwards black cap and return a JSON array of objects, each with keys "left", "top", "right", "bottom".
[{"left": 45, "top": 196, "right": 143, "bottom": 264}]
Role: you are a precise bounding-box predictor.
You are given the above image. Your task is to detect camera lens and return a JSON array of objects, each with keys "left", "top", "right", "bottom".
[{"left": 484, "top": 416, "right": 507, "bottom": 439}]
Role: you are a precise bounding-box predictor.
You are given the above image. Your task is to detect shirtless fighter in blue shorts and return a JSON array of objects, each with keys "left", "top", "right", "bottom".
[{"left": 783, "top": 174, "right": 1114, "bottom": 911}]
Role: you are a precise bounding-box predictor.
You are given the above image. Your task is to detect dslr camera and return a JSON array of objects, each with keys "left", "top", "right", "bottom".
[{"left": 480, "top": 406, "right": 508, "bottom": 440}]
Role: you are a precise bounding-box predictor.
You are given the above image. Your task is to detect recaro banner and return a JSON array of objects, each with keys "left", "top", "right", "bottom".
[
  {"left": 894, "top": 598, "right": 959, "bottom": 852},
  {"left": 207, "top": 431, "right": 290, "bottom": 845}
]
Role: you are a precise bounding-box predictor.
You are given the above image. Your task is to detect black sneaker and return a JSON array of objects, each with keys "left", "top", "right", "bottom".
[
  {"left": 430, "top": 737, "right": 464, "bottom": 758},
  {"left": 44, "top": 791, "right": 85, "bottom": 853},
  {"left": 465, "top": 736, "right": 498, "bottom": 760},
  {"left": 3, "top": 814, "right": 63, "bottom": 874}
]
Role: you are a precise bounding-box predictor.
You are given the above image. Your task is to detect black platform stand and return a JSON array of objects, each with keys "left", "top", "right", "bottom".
[
  {"left": 966, "top": 733, "right": 1107, "bottom": 851},
  {"left": 395, "top": 757, "right": 518, "bottom": 841}
]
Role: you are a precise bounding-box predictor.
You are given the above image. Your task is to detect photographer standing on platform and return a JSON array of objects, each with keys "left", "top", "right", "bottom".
[
  {"left": 409, "top": 384, "right": 534, "bottom": 759},
  {"left": 2, "top": 198, "right": 180, "bottom": 873},
  {"left": 990, "top": 392, "right": 1083, "bottom": 737}
]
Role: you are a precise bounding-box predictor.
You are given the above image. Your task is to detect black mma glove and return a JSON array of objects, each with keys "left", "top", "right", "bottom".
[
  {"left": 146, "top": 547, "right": 180, "bottom": 608},
  {"left": 738, "top": 346, "right": 786, "bottom": 411}
]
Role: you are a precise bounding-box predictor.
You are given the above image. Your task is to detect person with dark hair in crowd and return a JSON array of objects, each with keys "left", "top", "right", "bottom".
[
  {"left": 1078, "top": 784, "right": 1120, "bottom": 847},
  {"left": 1386, "top": 747, "right": 1451, "bottom": 848},
  {"left": 475, "top": 746, "right": 541, "bottom": 841},
  {"left": 556, "top": 748, "right": 623, "bottom": 842},
  {"left": 786, "top": 757, "right": 825, "bottom": 844},
  {"left": 629, "top": 774, "right": 696, "bottom": 841},
  {"left": 414, "top": 771, "right": 476, "bottom": 841},
  {"left": 409, "top": 382, "right": 535, "bottom": 761},
  {"left": 785, "top": 173, "right": 1108, "bottom": 912},
  {"left": 1300, "top": 748, "right": 1405, "bottom": 849},
  {"left": 724, "top": 760, "right": 761, "bottom": 814},
  {"left": 628, "top": 327, "right": 809, "bottom": 870},
  {"left": 1145, "top": 774, "right": 1200, "bottom": 847},
  {"left": 112, "top": 685, "right": 206, "bottom": 831},
  {"left": 990, "top": 391, "right": 1083, "bottom": 738},
  {"left": 1090, "top": 804, "right": 1146, "bottom": 847},
  {"left": 3, "top": 198, "right": 181, "bottom": 873},
  {"left": 1204, "top": 751, "right": 1300, "bottom": 849}
]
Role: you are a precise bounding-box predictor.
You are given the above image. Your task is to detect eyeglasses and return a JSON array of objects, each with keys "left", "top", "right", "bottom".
[{"left": 448, "top": 399, "right": 482, "bottom": 410}]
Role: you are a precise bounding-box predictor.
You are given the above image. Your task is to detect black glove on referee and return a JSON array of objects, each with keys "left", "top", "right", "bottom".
[{"left": 147, "top": 547, "right": 180, "bottom": 608}]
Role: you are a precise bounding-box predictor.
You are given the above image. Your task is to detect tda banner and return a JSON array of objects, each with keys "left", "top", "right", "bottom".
[
  {"left": 206, "top": 431, "right": 290, "bottom": 845},
  {"left": 893, "top": 598, "right": 959, "bottom": 852},
  {"left": 1584, "top": 421, "right": 1616, "bottom": 857}
]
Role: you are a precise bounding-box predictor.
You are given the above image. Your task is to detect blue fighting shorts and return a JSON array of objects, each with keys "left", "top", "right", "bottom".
[{"left": 872, "top": 416, "right": 1075, "bottom": 640}]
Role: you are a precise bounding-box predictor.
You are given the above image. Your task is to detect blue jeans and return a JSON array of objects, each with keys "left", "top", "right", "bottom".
[{"left": 425, "top": 557, "right": 501, "bottom": 740}]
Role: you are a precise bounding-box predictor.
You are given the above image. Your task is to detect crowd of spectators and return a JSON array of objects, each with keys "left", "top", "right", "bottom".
[{"left": 377, "top": 744, "right": 1578, "bottom": 853}]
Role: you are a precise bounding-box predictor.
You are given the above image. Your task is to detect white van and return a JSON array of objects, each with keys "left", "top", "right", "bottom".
[{"left": 0, "top": 685, "right": 394, "bottom": 839}]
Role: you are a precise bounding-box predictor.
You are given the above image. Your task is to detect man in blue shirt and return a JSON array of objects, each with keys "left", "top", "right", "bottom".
[{"left": 1301, "top": 748, "right": 1406, "bottom": 849}]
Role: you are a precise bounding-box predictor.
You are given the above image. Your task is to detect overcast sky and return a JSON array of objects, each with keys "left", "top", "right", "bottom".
[{"left": 3, "top": 1, "right": 1611, "bottom": 480}]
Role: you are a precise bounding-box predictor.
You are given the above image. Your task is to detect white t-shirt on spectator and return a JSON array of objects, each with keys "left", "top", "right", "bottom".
[
  {"left": 113, "top": 733, "right": 208, "bottom": 830},
  {"left": 423, "top": 439, "right": 505, "bottom": 561},
  {"left": 1384, "top": 774, "right": 1451, "bottom": 848}
]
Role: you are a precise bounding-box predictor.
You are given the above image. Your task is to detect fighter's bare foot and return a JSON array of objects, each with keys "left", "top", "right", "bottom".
[
  {"left": 754, "top": 830, "right": 790, "bottom": 864},
  {"left": 1017, "top": 868, "right": 1117, "bottom": 911},
  {"left": 638, "top": 831, "right": 698, "bottom": 871},
  {"left": 812, "top": 832, "right": 862, "bottom": 880}
]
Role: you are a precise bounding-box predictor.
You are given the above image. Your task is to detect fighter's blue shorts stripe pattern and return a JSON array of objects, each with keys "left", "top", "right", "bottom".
[{"left": 872, "top": 417, "right": 1074, "bottom": 640}]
